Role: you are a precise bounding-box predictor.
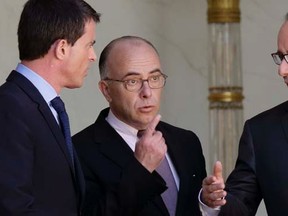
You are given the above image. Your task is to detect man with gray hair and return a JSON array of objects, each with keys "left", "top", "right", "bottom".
[{"left": 73, "top": 35, "right": 207, "bottom": 216}]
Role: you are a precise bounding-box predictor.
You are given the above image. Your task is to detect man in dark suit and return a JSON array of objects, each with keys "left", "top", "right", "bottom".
[
  {"left": 0, "top": 0, "right": 100, "bottom": 215},
  {"left": 73, "top": 36, "right": 207, "bottom": 216},
  {"left": 200, "top": 13, "right": 288, "bottom": 216}
]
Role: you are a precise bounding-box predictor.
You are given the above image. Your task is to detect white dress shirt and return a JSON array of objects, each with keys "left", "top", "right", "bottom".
[{"left": 105, "top": 109, "right": 180, "bottom": 190}]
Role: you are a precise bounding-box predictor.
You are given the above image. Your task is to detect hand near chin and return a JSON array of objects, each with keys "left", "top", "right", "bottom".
[
  {"left": 134, "top": 114, "right": 167, "bottom": 172},
  {"left": 201, "top": 161, "right": 227, "bottom": 208}
]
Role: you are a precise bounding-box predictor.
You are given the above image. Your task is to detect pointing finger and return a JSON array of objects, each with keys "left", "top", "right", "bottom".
[{"left": 145, "top": 114, "right": 161, "bottom": 136}]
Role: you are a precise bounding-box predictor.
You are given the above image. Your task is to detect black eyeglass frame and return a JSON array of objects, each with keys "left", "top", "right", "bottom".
[
  {"left": 271, "top": 52, "right": 288, "bottom": 65},
  {"left": 104, "top": 73, "right": 168, "bottom": 92}
]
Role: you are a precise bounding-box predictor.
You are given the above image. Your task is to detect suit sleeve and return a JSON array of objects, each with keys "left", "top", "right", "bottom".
[
  {"left": 219, "top": 121, "right": 262, "bottom": 216},
  {"left": 80, "top": 155, "right": 167, "bottom": 216},
  {"left": 0, "top": 99, "right": 35, "bottom": 215}
]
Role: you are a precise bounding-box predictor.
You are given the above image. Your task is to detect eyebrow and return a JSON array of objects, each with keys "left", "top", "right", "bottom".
[{"left": 121, "top": 69, "right": 162, "bottom": 79}]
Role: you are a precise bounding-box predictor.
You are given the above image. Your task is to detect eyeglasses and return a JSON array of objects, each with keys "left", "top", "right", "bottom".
[
  {"left": 104, "top": 73, "right": 168, "bottom": 92},
  {"left": 271, "top": 52, "right": 288, "bottom": 65}
]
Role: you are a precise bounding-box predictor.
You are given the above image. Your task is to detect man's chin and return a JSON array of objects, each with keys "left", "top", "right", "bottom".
[
  {"left": 137, "top": 115, "right": 157, "bottom": 128},
  {"left": 65, "top": 81, "right": 84, "bottom": 89}
]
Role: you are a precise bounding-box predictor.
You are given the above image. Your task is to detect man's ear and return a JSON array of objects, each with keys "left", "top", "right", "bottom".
[
  {"left": 98, "top": 80, "right": 112, "bottom": 102},
  {"left": 54, "top": 39, "right": 69, "bottom": 60}
]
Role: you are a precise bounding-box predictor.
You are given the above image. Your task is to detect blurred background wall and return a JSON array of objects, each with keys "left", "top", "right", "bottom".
[{"left": 1, "top": 1, "right": 287, "bottom": 215}]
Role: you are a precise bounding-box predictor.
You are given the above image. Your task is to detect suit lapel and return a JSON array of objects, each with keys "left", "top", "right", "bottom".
[
  {"left": 281, "top": 102, "right": 288, "bottom": 143},
  {"left": 92, "top": 109, "right": 136, "bottom": 168},
  {"left": 7, "top": 71, "right": 75, "bottom": 174},
  {"left": 74, "top": 150, "right": 86, "bottom": 210},
  {"left": 92, "top": 109, "right": 169, "bottom": 215},
  {"left": 36, "top": 90, "right": 86, "bottom": 204},
  {"left": 8, "top": 71, "right": 85, "bottom": 210}
]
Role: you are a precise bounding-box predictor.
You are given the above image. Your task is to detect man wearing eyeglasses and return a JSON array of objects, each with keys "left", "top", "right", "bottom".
[
  {"left": 72, "top": 36, "right": 207, "bottom": 216},
  {"left": 200, "top": 13, "right": 288, "bottom": 216}
]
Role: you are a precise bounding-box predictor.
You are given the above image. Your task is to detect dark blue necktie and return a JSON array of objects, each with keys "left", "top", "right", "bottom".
[{"left": 51, "top": 96, "right": 75, "bottom": 171}]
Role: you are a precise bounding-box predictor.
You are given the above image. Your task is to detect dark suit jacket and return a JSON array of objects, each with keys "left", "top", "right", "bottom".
[
  {"left": 0, "top": 71, "right": 85, "bottom": 216},
  {"left": 219, "top": 100, "right": 288, "bottom": 216},
  {"left": 73, "top": 108, "right": 206, "bottom": 216}
]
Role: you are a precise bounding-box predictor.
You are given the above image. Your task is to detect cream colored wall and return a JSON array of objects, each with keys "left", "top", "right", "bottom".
[{"left": 1, "top": 0, "right": 286, "bottom": 215}]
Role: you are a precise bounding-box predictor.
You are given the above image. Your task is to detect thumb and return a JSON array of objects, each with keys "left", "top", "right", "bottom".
[{"left": 213, "top": 161, "right": 223, "bottom": 180}]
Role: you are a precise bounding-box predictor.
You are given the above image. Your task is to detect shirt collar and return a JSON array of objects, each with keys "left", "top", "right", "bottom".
[
  {"left": 106, "top": 109, "right": 138, "bottom": 138},
  {"left": 15, "top": 63, "right": 58, "bottom": 104}
]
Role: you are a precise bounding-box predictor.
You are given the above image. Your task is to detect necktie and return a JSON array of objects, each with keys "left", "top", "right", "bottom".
[
  {"left": 156, "top": 157, "right": 178, "bottom": 216},
  {"left": 51, "top": 96, "right": 75, "bottom": 171},
  {"left": 137, "top": 130, "right": 178, "bottom": 215}
]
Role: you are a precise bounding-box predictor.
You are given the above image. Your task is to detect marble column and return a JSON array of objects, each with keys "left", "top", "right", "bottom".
[{"left": 207, "top": 0, "right": 244, "bottom": 179}]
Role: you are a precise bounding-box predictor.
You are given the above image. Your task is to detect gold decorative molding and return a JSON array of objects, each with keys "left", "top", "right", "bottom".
[
  {"left": 207, "top": 0, "right": 240, "bottom": 23},
  {"left": 208, "top": 86, "right": 244, "bottom": 102},
  {"left": 208, "top": 86, "right": 244, "bottom": 109},
  {"left": 209, "top": 91, "right": 244, "bottom": 102}
]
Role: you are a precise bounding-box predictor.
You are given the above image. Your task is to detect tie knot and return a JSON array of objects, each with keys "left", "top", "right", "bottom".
[{"left": 51, "top": 96, "right": 66, "bottom": 113}]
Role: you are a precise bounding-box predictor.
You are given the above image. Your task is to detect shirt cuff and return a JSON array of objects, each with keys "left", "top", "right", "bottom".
[{"left": 198, "top": 188, "right": 221, "bottom": 216}]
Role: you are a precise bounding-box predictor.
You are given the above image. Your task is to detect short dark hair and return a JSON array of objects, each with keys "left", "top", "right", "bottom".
[
  {"left": 18, "top": 0, "right": 101, "bottom": 60},
  {"left": 99, "top": 36, "right": 159, "bottom": 79}
]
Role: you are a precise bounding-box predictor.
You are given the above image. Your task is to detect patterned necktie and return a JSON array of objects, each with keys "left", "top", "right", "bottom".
[
  {"left": 51, "top": 96, "right": 75, "bottom": 171},
  {"left": 137, "top": 130, "right": 178, "bottom": 215}
]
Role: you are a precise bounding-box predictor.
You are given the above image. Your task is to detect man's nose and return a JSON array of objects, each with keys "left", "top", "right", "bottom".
[
  {"left": 139, "top": 81, "right": 152, "bottom": 98},
  {"left": 278, "top": 60, "right": 288, "bottom": 77}
]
